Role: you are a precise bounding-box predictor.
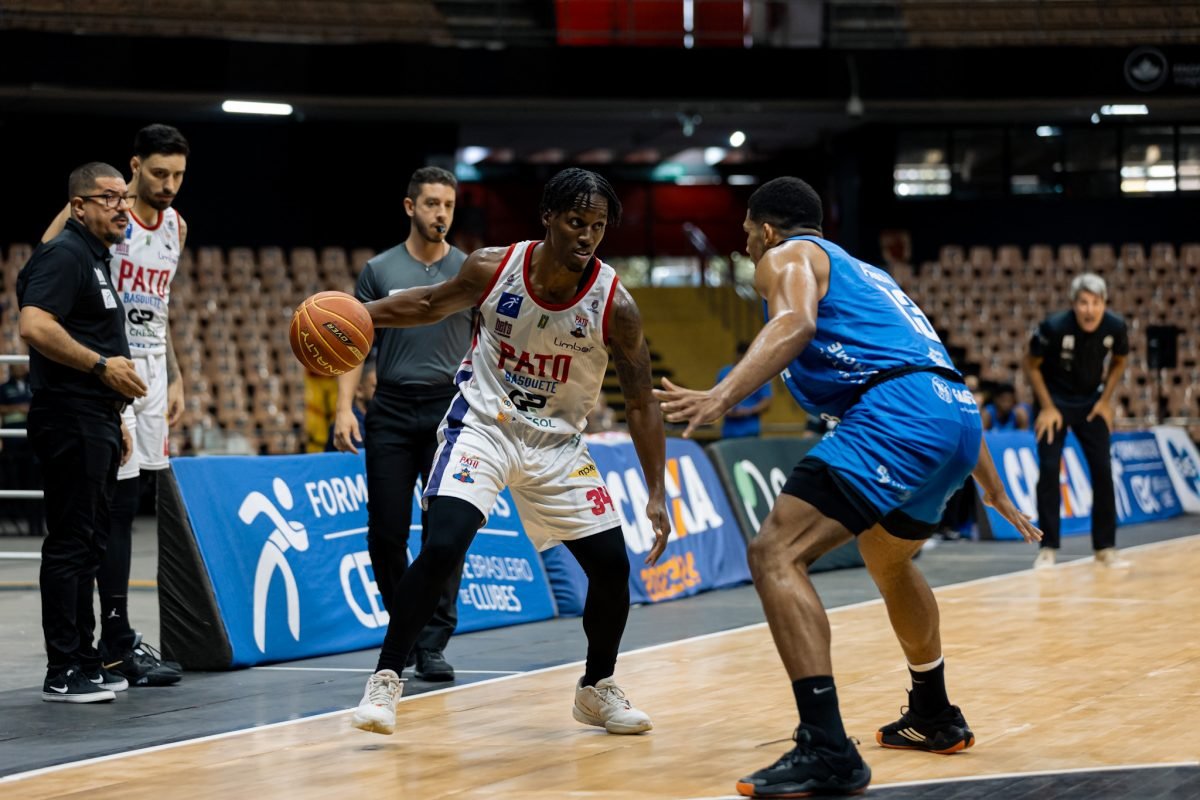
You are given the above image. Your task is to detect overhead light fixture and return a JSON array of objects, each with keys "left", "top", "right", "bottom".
[
  {"left": 221, "top": 100, "right": 293, "bottom": 116},
  {"left": 729, "top": 130, "right": 746, "bottom": 148},
  {"left": 1100, "top": 104, "right": 1149, "bottom": 116},
  {"left": 1036, "top": 126, "right": 1061, "bottom": 138},
  {"left": 703, "top": 147, "right": 727, "bottom": 166},
  {"left": 458, "top": 146, "right": 490, "bottom": 165}
]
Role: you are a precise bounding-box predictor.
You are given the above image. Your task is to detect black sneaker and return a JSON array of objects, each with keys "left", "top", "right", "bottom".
[
  {"left": 101, "top": 633, "right": 182, "bottom": 687},
  {"left": 736, "top": 725, "right": 871, "bottom": 797},
  {"left": 42, "top": 666, "right": 116, "bottom": 704},
  {"left": 86, "top": 666, "right": 129, "bottom": 692},
  {"left": 415, "top": 650, "right": 455, "bottom": 682},
  {"left": 876, "top": 695, "right": 975, "bottom": 754}
]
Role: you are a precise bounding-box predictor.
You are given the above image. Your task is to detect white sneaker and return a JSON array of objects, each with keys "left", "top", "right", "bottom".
[
  {"left": 573, "top": 677, "right": 652, "bottom": 734},
  {"left": 351, "top": 669, "right": 403, "bottom": 735},
  {"left": 1095, "top": 548, "right": 1132, "bottom": 569},
  {"left": 1033, "top": 548, "right": 1056, "bottom": 570}
]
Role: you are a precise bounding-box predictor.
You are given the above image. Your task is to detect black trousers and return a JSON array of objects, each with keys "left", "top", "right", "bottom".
[
  {"left": 364, "top": 384, "right": 462, "bottom": 654},
  {"left": 1035, "top": 404, "right": 1116, "bottom": 551},
  {"left": 27, "top": 394, "right": 122, "bottom": 671}
]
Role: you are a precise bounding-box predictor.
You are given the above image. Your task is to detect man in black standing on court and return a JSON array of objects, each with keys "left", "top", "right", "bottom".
[
  {"left": 18, "top": 162, "right": 148, "bottom": 702},
  {"left": 1024, "top": 272, "right": 1130, "bottom": 570},
  {"left": 333, "top": 166, "right": 473, "bottom": 681}
]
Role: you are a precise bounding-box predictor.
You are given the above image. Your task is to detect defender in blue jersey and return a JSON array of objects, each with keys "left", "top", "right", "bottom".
[{"left": 656, "top": 178, "right": 1040, "bottom": 798}]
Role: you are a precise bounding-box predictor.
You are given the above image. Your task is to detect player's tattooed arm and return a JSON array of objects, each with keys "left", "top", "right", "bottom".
[
  {"left": 165, "top": 326, "right": 181, "bottom": 384},
  {"left": 609, "top": 285, "right": 672, "bottom": 565},
  {"left": 366, "top": 246, "right": 505, "bottom": 328}
]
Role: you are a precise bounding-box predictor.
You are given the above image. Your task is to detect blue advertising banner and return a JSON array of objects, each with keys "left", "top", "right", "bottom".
[
  {"left": 406, "top": 484, "right": 559, "bottom": 634},
  {"left": 1153, "top": 425, "right": 1200, "bottom": 514},
  {"left": 1110, "top": 431, "right": 1182, "bottom": 525},
  {"left": 981, "top": 429, "right": 1181, "bottom": 540},
  {"left": 544, "top": 435, "right": 750, "bottom": 610},
  {"left": 981, "top": 430, "right": 1093, "bottom": 540},
  {"left": 169, "top": 452, "right": 555, "bottom": 667}
]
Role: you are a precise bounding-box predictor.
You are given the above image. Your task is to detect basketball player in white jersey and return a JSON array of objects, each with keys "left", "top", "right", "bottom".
[
  {"left": 347, "top": 168, "right": 671, "bottom": 736},
  {"left": 41, "top": 124, "right": 189, "bottom": 686}
]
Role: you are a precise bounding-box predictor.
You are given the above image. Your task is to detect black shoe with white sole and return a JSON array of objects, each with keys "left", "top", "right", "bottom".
[{"left": 42, "top": 666, "right": 116, "bottom": 704}]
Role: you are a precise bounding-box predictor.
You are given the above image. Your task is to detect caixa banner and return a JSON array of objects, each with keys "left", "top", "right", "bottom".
[
  {"left": 980, "top": 429, "right": 1181, "bottom": 540},
  {"left": 159, "top": 453, "right": 555, "bottom": 669},
  {"left": 981, "top": 430, "right": 1096, "bottom": 540},
  {"left": 542, "top": 435, "right": 750, "bottom": 613}
]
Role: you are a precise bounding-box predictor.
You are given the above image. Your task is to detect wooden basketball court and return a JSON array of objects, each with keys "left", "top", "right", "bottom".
[{"left": 4, "top": 535, "right": 1197, "bottom": 799}]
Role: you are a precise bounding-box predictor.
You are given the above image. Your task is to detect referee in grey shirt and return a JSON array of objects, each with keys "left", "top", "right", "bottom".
[{"left": 334, "top": 167, "right": 473, "bottom": 681}]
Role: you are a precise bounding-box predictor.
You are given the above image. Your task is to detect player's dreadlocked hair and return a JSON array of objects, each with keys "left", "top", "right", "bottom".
[
  {"left": 748, "top": 177, "right": 823, "bottom": 234},
  {"left": 540, "top": 168, "right": 622, "bottom": 227}
]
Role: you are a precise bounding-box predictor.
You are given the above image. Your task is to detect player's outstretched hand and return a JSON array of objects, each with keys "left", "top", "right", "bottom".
[
  {"left": 643, "top": 497, "right": 672, "bottom": 566},
  {"left": 102, "top": 356, "right": 148, "bottom": 399},
  {"left": 981, "top": 489, "right": 1043, "bottom": 544},
  {"left": 332, "top": 408, "right": 362, "bottom": 454},
  {"left": 653, "top": 377, "right": 724, "bottom": 439}
]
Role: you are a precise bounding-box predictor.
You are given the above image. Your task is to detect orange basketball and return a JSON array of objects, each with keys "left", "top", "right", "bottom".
[{"left": 289, "top": 291, "right": 374, "bottom": 376}]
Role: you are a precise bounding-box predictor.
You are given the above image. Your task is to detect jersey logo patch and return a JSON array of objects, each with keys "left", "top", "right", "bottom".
[
  {"left": 497, "top": 292, "right": 523, "bottom": 318},
  {"left": 494, "top": 319, "right": 512, "bottom": 338},
  {"left": 537, "top": 314, "right": 549, "bottom": 329},
  {"left": 571, "top": 314, "right": 588, "bottom": 338}
]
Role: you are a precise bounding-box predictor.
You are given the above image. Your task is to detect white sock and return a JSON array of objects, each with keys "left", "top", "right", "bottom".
[{"left": 908, "top": 656, "right": 944, "bottom": 673}]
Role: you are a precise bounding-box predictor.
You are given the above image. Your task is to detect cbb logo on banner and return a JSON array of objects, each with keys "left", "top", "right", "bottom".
[{"left": 1152, "top": 426, "right": 1200, "bottom": 514}]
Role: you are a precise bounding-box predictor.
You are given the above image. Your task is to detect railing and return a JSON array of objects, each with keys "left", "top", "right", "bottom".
[
  {"left": 0, "top": 354, "right": 40, "bottom": 502},
  {"left": 682, "top": 222, "right": 761, "bottom": 344}
]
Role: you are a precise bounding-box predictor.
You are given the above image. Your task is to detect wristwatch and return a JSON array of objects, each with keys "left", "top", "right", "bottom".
[{"left": 92, "top": 356, "right": 108, "bottom": 376}]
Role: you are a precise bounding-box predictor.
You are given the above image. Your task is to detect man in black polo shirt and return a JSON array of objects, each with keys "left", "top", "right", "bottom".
[
  {"left": 331, "top": 167, "right": 473, "bottom": 682},
  {"left": 18, "top": 162, "right": 148, "bottom": 702},
  {"left": 1024, "top": 272, "right": 1129, "bottom": 570}
]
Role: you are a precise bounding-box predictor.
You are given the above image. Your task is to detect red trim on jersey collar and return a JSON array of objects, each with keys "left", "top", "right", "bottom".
[
  {"left": 130, "top": 208, "right": 165, "bottom": 232},
  {"left": 476, "top": 243, "right": 517, "bottom": 307},
  {"left": 522, "top": 241, "right": 601, "bottom": 311},
  {"left": 602, "top": 274, "right": 620, "bottom": 344}
]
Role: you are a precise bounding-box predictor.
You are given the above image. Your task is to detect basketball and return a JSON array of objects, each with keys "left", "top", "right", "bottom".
[{"left": 289, "top": 290, "right": 374, "bottom": 376}]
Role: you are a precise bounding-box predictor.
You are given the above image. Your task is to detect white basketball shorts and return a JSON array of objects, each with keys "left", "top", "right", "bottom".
[
  {"left": 118, "top": 352, "right": 170, "bottom": 481},
  {"left": 423, "top": 394, "right": 621, "bottom": 551}
]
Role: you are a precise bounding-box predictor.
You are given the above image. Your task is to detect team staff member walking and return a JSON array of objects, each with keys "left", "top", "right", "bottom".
[
  {"left": 18, "top": 162, "right": 148, "bottom": 702},
  {"left": 1024, "top": 273, "right": 1130, "bottom": 569},
  {"left": 333, "top": 167, "right": 473, "bottom": 682}
]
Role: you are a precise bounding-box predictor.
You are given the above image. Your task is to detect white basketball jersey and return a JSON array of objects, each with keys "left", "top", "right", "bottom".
[
  {"left": 459, "top": 240, "right": 618, "bottom": 434},
  {"left": 110, "top": 207, "right": 181, "bottom": 356}
]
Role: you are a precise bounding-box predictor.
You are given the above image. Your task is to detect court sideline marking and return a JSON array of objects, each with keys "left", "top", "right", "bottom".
[{"left": 2, "top": 533, "right": 1194, "bottom": 785}]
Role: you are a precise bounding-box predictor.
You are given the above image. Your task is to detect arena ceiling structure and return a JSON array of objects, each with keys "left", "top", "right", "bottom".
[{"left": 3, "top": 1, "right": 1200, "bottom": 166}]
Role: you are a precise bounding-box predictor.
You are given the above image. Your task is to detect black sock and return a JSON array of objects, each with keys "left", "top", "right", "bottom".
[
  {"left": 908, "top": 660, "right": 950, "bottom": 717},
  {"left": 792, "top": 676, "right": 848, "bottom": 747}
]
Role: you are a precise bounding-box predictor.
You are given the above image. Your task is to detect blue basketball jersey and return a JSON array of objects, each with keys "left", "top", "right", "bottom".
[{"left": 772, "top": 236, "right": 956, "bottom": 418}]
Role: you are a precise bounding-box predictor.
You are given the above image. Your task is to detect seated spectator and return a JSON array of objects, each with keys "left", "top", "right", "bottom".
[
  {"left": 0, "top": 362, "right": 42, "bottom": 535},
  {"left": 982, "top": 383, "right": 1031, "bottom": 431}
]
